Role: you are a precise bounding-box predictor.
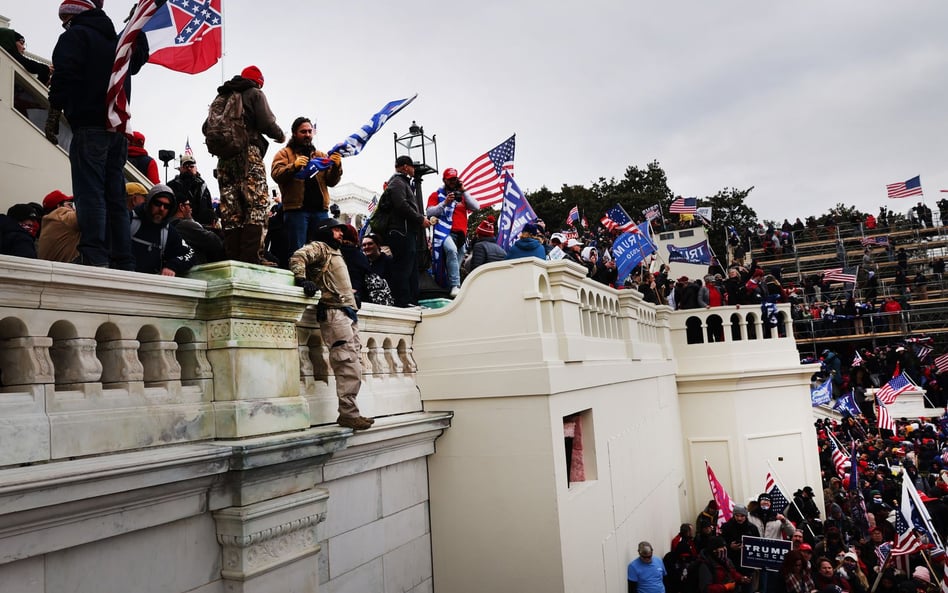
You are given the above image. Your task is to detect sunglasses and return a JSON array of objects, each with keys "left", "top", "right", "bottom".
[{"left": 153, "top": 201, "right": 172, "bottom": 210}]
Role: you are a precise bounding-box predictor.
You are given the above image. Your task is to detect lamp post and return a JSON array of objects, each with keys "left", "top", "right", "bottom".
[
  {"left": 394, "top": 121, "right": 438, "bottom": 213},
  {"left": 157, "top": 149, "right": 176, "bottom": 183}
]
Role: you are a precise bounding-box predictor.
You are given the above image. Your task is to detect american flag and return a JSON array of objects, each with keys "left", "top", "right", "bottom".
[
  {"left": 669, "top": 197, "right": 698, "bottom": 214},
  {"left": 106, "top": 0, "right": 166, "bottom": 132},
  {"left": 877, "top": 373, "right": 912, "bottom": 405},
  {"left": 366, "top": 195, "right": 377, "bottom": 214},
  {"left": 887, "top": 175, "right": 923, "bottom": 199},
  {"left": 705, "top": 460, "right": 735, "bottom": 529},
  {"left": 861, "top": 235, "right": 889, "bottom": 247},
  {"left": 763, "top": 472, "right": 790, "bottom": 514},
  {"left": 901, "top": 475, "right": 946, "bottom": 555},
  {"left": 853, "top": 350, "right": 864, "bottom": 367},
  {"left": 891, "top": 495, "right": 921, "bottom": 579},
  {"left": 877, "top": 397, "right": 895, "bottom": 432},
  {"left": 915, "top": 344, "right": 933, "bottom": 362},
  {"left": 184, "top": 138, "right": 193, "bottom": 157},
  {"left": 822, "top": 268, "right": 857, "bottom": 284},
  {"left": 459, "top": 135, "right": 516, "bottom": 208},
  {"left": 934, "top": 353, "right": 948, "bottom": 374},
  {"left": 566, "top": 206, "right": 580, "bottom": 226},
  {"left": 600, "top": 204, "right": 635, "bottom": 233},
  {"left": 827, "top": 432, "right": 848, "bottom": 478}
]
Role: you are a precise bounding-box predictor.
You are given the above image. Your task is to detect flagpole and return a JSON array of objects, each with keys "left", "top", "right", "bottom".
[
  {"left": 219, "top": 0, "right": 227, "bottom": 85},
  {"left": 765, "top": 460, "right": 817, "bottom": 541}
]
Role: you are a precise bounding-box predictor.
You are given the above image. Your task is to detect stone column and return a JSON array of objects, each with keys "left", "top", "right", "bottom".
[{"left": 190, "top": 262, "right": 312, "bottom": 438}]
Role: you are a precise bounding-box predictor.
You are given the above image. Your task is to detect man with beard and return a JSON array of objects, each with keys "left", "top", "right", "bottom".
[
  {"left": 290, "top": 218, "right": 374, "bottom": 431},
  {"left": 271, "top": 117, "right": 342, "bottom": 254},
  {"left": 168, "top": 155, "right": 216, "bottom": 228}
]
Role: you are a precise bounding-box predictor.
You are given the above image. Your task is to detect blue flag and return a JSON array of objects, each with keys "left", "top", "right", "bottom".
[
  {"left": 612, "top": 221, "right": 656, "bottom": 283},
  {"left": 832, "top": 390, "right": 861, "bottom": 417},
  {"left": 297, "top": 94, "right": 417, "bottom": 178},
  {"left": 495, "top": 173, "right": 537, "bottom": 251},
  {"left": 811, "top": 377, "right": 832, "bottom": 406},
  {"left": 667, "top": 239, "right": 712, "bottom": 265}
]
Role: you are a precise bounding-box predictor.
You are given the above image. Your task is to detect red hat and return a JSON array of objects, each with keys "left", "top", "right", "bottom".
[
  {"left": 42, "top": 190, "right": 72, "bottom": 212},
  {"left": 129, "top": 131, "right": 146, "bottom": 147},
  {"left": 241, "top": 65, "right": 264, "bottom": 88},
  {"left": 799, "top": 543, "right": 812, "bottom": 551},
  {"left": 476, "top": 215, "right": 495, "bottom": 237}
]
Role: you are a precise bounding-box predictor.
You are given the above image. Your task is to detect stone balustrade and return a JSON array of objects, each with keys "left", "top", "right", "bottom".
[{"left": 0, "top": 257, "right": 422, "bottom": 468}]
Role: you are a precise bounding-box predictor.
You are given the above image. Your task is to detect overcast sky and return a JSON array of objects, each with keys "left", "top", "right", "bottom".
[{"left": 6, "top": 1, "right": 948, "bottom": 224}]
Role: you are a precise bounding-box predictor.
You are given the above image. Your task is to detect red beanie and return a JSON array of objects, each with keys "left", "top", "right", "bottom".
[
  {"left": 476, "top": 215, "right": 495, "bottom": 237},
  {"left": 59, "top": 0, "right": 100, "bottom": 18},
  {"left": 241, "top": 65, "right": 264, "bottom": 88},
  {"left": 42, "top": 190, "right": 72, "bottom": 212}
]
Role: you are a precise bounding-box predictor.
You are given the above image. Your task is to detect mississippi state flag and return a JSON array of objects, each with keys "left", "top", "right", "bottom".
[{"left": 144, "top": 0, "right": 223, "bottom": 74}]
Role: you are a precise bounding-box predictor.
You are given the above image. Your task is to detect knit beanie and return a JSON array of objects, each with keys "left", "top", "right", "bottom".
[
  {"left": 913, "top": 566, "right": 931, "bottom": 583},
  {"left": 240, "top": 65, "right": 264, "bottom": 88},
  {"left": 476, "top": 216, "right": 495, "bottom": 237},
  {"left": 59, "top": 0, "right": 101, "bottom": 18}
]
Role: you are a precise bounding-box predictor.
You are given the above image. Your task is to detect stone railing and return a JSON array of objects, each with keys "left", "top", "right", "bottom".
[
  {"left": 0, "top": 257, "right": 422, "bottom": 468},
  {"left": 668, "top": 304, "right": 802, "bottom": 377},
  {"left": 413, "top": 258, "right": 674, "bottom": 399}
]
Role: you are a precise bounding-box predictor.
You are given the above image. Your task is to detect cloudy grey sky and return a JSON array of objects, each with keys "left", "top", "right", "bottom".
[{"left": 6, "top": 1, "right": 948, "bottom": 223}]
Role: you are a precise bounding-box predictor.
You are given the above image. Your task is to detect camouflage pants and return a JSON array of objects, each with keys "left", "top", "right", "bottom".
[{"left": 216, "top": 145, "right": 270, "bottom": 229}]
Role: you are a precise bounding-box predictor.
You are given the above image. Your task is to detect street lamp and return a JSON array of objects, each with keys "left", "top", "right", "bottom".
[{"left": 394, "top": 121, "right": 438, "bottom": 210}]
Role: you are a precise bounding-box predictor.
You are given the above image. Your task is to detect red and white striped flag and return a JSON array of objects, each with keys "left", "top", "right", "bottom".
[
  {"left": 828, "top": 432, "right": 848, "bottom": 479},
  {"left": 106, "top": 0, "right": 164, "bottom": 132},
  {"left": 877, "top": 398, "right": 895, "bottom": 432},
  {"left": 459, "top": 135, "right": 515, "bottom": 208},
  {"left": 822, "top": 268, "right": 857, "bottom": 284},
  {"left": 705, "top": 460, "right": 735, "bottom": 529},
  {"left": 935, "top": 353, "right": 948, "bottom": 374}
]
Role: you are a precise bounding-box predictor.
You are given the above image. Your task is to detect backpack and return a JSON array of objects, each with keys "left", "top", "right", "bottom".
[
  {"left": 204, "top": 91, "right": 249, "bottom": 158},
  {"left": 368, "top": 188, "right": 394, "bottom": 237},
  {"left": 681, "top": 557, "right": 709, "bottom": 593}
]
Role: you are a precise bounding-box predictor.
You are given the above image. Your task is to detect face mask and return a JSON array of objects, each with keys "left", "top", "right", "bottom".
[
  {"left": 873, "top": 497, "right": 882, "bottom": 504},
  {"left": 760, "top": 502, "right": 771, "bottom": 511}
]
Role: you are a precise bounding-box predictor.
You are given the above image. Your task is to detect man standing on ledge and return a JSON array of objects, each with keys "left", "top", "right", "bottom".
[
  {"left": 290, "top": 218, "right": 375, "bottom": 431},
  {"left": 205, "top": 65, "right": 285, "bottom": 264},
  {"left": 385, "top": 155, "right": 431, "bottom": 307}
]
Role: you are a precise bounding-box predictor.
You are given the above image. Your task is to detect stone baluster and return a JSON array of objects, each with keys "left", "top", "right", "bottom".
[
  {"left": 49, "top": 338, "right": 102, "bottom": 387},
  {"left": 0, "top": 336, "right": 55, "bottom": 388},
  {"left": 97, "top": 339, "right": 144, "bottom": 388},
  {"left": 139, "top": 340, "right": 182, "bottom": 386}
]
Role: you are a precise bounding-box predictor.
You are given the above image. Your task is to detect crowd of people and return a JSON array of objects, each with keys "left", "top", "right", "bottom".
[{"left": 629, "top": 413, "right": 948, "bottom": 593}]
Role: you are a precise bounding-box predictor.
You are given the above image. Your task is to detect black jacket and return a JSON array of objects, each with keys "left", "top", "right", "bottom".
[
  {"left": 131, "top": 197, "right": 195, "bottom": 275},
  {"left": 0, "top": 215, "right": 36, "bottom": 258},
  {"left": 385, "top": 173, "right": 424, "bottom": 234},
  {"left": 49, "top": 9, "right": 148, "bottom": 128},
  {"left": 168, "top": 174, "right": 216, "bottom": 227}
]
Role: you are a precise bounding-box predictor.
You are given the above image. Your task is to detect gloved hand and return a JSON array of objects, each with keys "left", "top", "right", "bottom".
[
  {"left": 295, "top": 277, "right": 318, "bottom": 297},
  {"left": 45, "top": 109, "right": 62, "bottom": 145},
  {"left": 329, "top": 153, "right": 342, "bottom": 167},
  {"left": 294, "top": 155, "right": 310, "bottom": 169}
]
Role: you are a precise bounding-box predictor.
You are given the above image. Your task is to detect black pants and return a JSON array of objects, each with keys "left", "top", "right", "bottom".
[{"left": 386, "top": 228, "right": 419, "bottom": 307}]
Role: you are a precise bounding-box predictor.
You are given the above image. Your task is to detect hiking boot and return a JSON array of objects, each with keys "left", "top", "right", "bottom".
[{"left": 337, "top": 416, "right": 373, "bottom": 431}]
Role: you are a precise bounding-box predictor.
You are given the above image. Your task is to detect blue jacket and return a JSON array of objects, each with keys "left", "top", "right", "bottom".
[
  {"left": 505, "top": 237, "right": 546, "bottom": 261},
  {"left": 49, "top": 9, "right": 148, "bottom": 128}
]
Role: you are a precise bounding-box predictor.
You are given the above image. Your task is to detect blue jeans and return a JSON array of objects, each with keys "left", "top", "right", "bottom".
[
  {"left": 284, "top": 208, "right": 329, "bottom": 254},
  {"left": 441, "top": 233, "right": 465, "bottom": 288},
  {"left": 70, "top": 128, "right": 132, "bottom": 269}
]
